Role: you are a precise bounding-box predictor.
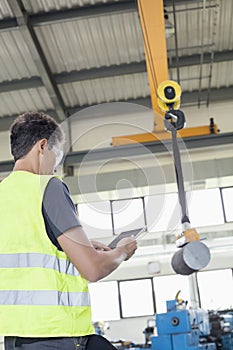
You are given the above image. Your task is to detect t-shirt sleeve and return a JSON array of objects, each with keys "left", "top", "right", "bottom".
[{"left": 42, "top": 177, "right": 82, "bottom": 240}]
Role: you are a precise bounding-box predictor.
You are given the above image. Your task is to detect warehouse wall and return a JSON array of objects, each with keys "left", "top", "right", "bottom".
[
  {"left": 0, "top": 131, "right": 11, "bottom": 161},
  {"left": 182, "top": 100, "right": 233, "bottom": 133}
]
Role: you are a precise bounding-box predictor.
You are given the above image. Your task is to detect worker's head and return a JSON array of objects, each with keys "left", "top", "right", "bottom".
[{"left": 10, "top": 111, "right": 64, "bottom": 175}]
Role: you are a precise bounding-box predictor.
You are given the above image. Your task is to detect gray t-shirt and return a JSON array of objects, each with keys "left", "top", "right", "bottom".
[{"left": 42, "top": 178, "right": 81, "bottom": 251}]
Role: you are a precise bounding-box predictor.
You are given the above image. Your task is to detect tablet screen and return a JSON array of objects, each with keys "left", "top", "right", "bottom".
[{"left": 108, "top": 227, "right": 146, "bottom": 249}]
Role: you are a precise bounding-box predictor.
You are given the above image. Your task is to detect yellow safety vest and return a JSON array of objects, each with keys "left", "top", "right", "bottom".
[{"left": 0, "top": 171, "right": 94, "bottom": 337}]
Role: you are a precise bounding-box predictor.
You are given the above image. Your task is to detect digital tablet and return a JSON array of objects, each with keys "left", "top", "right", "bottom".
[{"left": 108, "top": 227, "right": 147, "bottom": 249}]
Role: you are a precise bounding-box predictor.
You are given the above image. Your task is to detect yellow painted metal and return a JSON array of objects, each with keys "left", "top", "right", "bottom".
[
  {"left": 157, "top": 80, "right": 182, "bottom": 112},
  {"left": 111, "top": 124, "right": 219, "bottom": 146},
  {"left": 177, "top": 228, "right": 200, "bottom": 243},
  {"left": 137, "top": 0, "right": 168, "bottom": 130}
]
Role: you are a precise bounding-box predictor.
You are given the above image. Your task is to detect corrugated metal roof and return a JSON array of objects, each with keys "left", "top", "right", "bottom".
[
  {"left": 23, "top": 0, "right": 120, "bottom": 14},
  {"left": 0, "top": 0, "right": 13, "bottom": 19},
  {"left": 59, "top": 72, "right": 149, "bottom": 106},
  {"left": 211, "top": 61, "right": 233, "bottom": 88},
  {"left": 35, "top": 12, "right": 144, "bottom": 73},
  {"left": 0, "top": 87, "right": 53, "bottom": 116},
  {"left": 0, "top": 30, "right": 38, "bottom": 80},
  {"left": 166, "top": 0, "right": 233, "bottom": 56},
  {"left": 0, "top": 0, "right": 231, "bottom": 124},
  {"left": 165, "top": 0, "right": 233, "bottom": 102},
  {"left": 215, "top": 0, "right": 233, "bottom": 51}
]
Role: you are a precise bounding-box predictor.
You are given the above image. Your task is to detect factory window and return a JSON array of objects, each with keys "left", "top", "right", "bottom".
[
  {"left": 119, "top": 279, "right": 155, "bottom": 318},
  {"left": 89, "top": 281, "right": 120, "bottom": 322},
  {"left": 221, "top": 187, "right": 233, "bottom": 222},
  {"left": 111, "top": 198, "right": 145, "bottom": 235},
  {"left": 153, "top": 274, "right": 191, "bottom": 313},
  {"left": 145, "top": 193, "right": 182, "bottom": 232},
  {"left": 77, "top": 201, "right": 113, "bottom": 239},
  {"left": 197, "top": 269, "right": 233, "bottom": 310},
  {"left": 188, "top": 188, "right": 224, "bottom": 227}
]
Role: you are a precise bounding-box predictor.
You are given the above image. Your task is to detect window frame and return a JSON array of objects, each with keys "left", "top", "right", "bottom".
[{"left": 118, "top": 277, "right": 156, "bottom": 319}]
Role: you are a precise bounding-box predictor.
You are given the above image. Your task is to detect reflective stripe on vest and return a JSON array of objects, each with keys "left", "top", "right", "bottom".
[
  {"left": 0, "top": 253, "right": 80, "bottom": 277},
  {"left": 0, "top": 290, "right": 90, "bottom": 307}
]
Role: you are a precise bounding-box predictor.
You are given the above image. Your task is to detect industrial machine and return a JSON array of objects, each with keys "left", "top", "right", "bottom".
[
  {"left": 126, "top": 299, "right": 217, "bottom": 350},
  {"left": 208, "top": 311, "right": 233, "bottom": 350},
  {"left": 115, "top": 302, "right": 233, "bottom": 350},
  {"left": 150, "top": 299, "right": 216, "bottom": 350}
]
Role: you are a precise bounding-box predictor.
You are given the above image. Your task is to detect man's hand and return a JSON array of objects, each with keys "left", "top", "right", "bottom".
[
  {"left": 91, "top": 240, "right": 111, "bottom": 251},
  {"left": 58, "top": 227, "right": 138, "bottom": 282},
  {"left": 115, "top": 237, "right": 137, "bottom": 261}
]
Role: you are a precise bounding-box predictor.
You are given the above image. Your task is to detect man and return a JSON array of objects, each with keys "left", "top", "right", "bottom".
[{"left": 0, "top": 112, "right": 137, "bottom": 350}]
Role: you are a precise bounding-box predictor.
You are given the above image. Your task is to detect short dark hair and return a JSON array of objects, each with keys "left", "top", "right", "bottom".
[{"left": 10, "top": 111, "right": 64, "bottom": 161}]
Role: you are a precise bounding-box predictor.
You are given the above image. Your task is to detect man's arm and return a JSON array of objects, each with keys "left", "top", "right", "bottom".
[
  {"left": 58, "top": 226, "right": 137, "bottom": 282},
  {"left": 43, "top": 178, "right": 137, "bottom": 280}
]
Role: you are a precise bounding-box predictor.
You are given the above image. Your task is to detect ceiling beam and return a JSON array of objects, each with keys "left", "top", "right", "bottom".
[
  {"left": 1, "top": 48, "right": 232, "bottom": 93},
  {"left": 164, "top": 0, "right": 203, "bottom": 5},
  {"left": 0, "top": 18, "right": 17, "bottom": 31},
  {"left": 66, "top": 85, "right": 233, "bottom": 114},
  {"left": 169, "top": 50, "right": 233, "bottom": 68},
  {"left": 30, "top": 1, "right": 137, "bottom": 26},
  {"left": 0, "top": 115, "right": 18, "bottom": 131},
  {"left": 31, "top": 0, "right": 204, "bottom": 26},
  {"left": 7, "top": 0, "right": 66, "bottom": 121},
  {"left": 66, "top": 97, "right": 152, "bottom": 117},
  {"left": 0, "top": 0, "right": 210, "bottom": 33},
  {"left": 55, "top": 62, "right": 147, "bottom": 84},
  {"left": 0, "top": 77, "right": 42, "bottom": 93},
  {"left": 0, "top": 63, "right": 146, "bottom": 93},
  {"left": 1, "top": 84, "right": 233, "bottom": 132},
  {"left": 0, "top": 1, "right": 137, "bottom": 31},
  {"left": 1, "top": 132, "right": 233, "bottom": 173},
  {"left": 65, "top": 156, "right": 233, "bottom": 195},
  {"left": 182, "top": 86, "right": 233, "bottom": 104},
  {"left": 64, "top": 133, "right": 233, "bottom": 166}
]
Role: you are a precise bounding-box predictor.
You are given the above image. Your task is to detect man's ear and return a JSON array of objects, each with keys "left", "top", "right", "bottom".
[{"left": 37, "top": 139, "right": 47, "bottom": 153}]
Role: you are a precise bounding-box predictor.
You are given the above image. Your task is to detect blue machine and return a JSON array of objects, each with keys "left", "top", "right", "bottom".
[
  {"left": 150, "top": 300, "right": 216, "bottom": 350},
  {"left": 221, "top": 334, "right": 233, "bottom": 350},
  {"left": 219, "top": 313, "right": 233, "bottom": 350}
]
